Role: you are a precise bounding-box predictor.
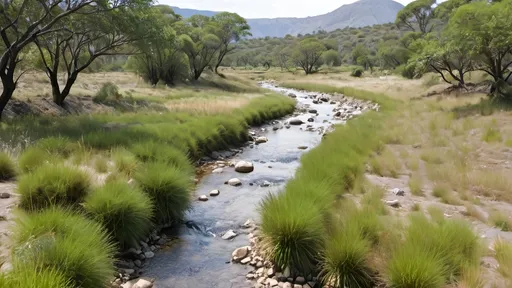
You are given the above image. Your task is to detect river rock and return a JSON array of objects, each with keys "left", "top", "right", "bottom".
[
  {"left": 222, "top": 230, "right": 237, "bottom": 240},
  {"left": 0, "top": 193, "right": 10, "bottom": 199},
  {"left": 246, "top": 273, "right": 256, "bottom": 280},
  {"left": 242, "top": 219, "right": 255, "bottom": 228},
  {"left": 386, "top": 200, "right": 401, "bottom": 208},
  {"left": 297, "top": 146, "right": 308, "bottom": 150},
  {"left": 235, "top": 161, "right": 254, "bottom": 173},
  {"left": 289, "top": 118, "right": 303, "bottom": 125},
  {"left": 144, "top": 251, "right": 154, "bottom": 259},
  {"left": 283, "top": 283, "right": 293, "bottom": 288},
  {"left": 319, "top": 96, "right": 329, "bottom": 102},
  {"left": 255, "top": 136, "right": 268, "bottom": 144},
  {"left": 209, "top": 189, "right": 220, "bottom": 196},
  {"left": 132, "top": 279, "right": 153, "bottom": 288},
  {"left": 308, "top": 109, "right": 317, "bottom": 114},
  {"left": 285, "top": 125, "right": 291, "bottom": 129},
  {"left": 260, "top": 180, "right": 271, "bottom": 187},
  {"left": 212, "top": 168, "right": 223, "bottom": 174},
  {"left": 232, "top": 246, "right": 250, "bottom": 262},
  {"left": 198, "top": 195, "right": 208, "bottom": 201},
  {"left": 241, "top": 257, "right": 251, "bottom": 265},
  {"left": 295, "top": 276, "right": 306, "bottom": 285},
  {"left": 312, "top": 100, "right": 319, "bottom": 104},
  {"left": 267, "top": 267, "right": 275, "bottom": 277},
  {"left": 392, "top": 188, "right": 405, "bottom": 196},
  {"left": 307, "top": 118, "right": 314, "bottom": 122},
  {"left": 227, "top": 178, "right": 242, "bottom": 186},
  {"left": 334, "top": 111, "right": 342, "bottom": 117},
  {"left": 288, "top": 93, "right": 297, "bottom": 98}
]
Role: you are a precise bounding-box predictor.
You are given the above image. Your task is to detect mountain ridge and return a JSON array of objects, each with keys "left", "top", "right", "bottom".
[{"left": 172, "top": 0, "right": 404, "bottom": 38}]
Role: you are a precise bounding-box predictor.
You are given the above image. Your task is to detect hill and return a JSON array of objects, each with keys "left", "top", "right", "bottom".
[{"left": 171, "top": 0, "right": 404, "bottom": 38}]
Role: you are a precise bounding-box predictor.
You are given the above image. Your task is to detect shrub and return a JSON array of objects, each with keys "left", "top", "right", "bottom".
[
  {"left": 35, "top": 137, "right": 78, "bottom": 157},
  {"left": 18, "top": 164, "right": 90, "bottom": 210},
  {"left": 260, "top": 193, "right": 324, "bottom": 275},
  {"left": 18, "top": 147, "right": 55, "bottom": 173},
  {"left": 93, "top": 82, "right": 121, "bottom": 103},
  {"left": 134, "top": 162, "right": 192, "bottom": 225},
  {"left": 351, "top": 67, "right": 364, "bottom": 77},
  {"left": 320, "top": 225, "right": 374, "bottom": 288},
  {"left": 130, "top": 140, "right": 192, "bottom": 173},
  {"left": 408, "top": 174, "right": 423, "bottom": 196},
  {"left": 84, "top": 180, "right": 154, "bottom": 249},
  {"left": 12, "top": 208, "right": 115, "bottom": 288},
  {"left": 481, "top": 124, "right": 502, "bottom": 143},
  {"left": 0, "top": 151, "right": 16, "bottom": 181},
  {"left": 1, "top": 265, "right": 71, "bottom": 288},
  {"left": 489, "top": 210, "right": 511, "bottom": 231}
]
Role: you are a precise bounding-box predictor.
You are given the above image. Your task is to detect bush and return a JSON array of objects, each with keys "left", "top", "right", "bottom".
[
  {"left": 35, "top": 137, "right": 78, "bottom": 157},
  {"left": 84, "top": 180, "right": 154, "bottom": 249},
  {"left": 18, "top": 164, "right": 91, "bottom": 211},
  {"left": 320, "top": 225, "right": 374, "bottom": 288},
  {"left": 260, "top": 193, "right": 324, "bottom": 275},
  {"left": 93, "top": 82, "right": 121, "bottom": 103},
  {"left": 1, "top": 264, "right": 71, "bottom": 288},
  {"left": 130, "top": 140, "right": 192, "bottom": 173},
  {"left": 18, "top": 147, "right": 55, "bottom": 173},
  {"left": 134, "top": 162, "right": 192, "bottom": 225},
  {"left": 12, "top": 208, "right": 115, "bottom": 288},
  {"left": 351, "top": 67, "right": 364, "bottom": 77},
  {"left": 396, "top": 64, "right": 416, "bottom": 79},
  {"left": 0, "top": 151, "right": 16, "bottom": 181},
  {"left": 489, "top": 210, "right": 511, "bottom": 231}
]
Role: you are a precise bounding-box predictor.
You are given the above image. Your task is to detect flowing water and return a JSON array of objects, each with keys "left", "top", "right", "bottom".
[{"left": 145, "top": 83, "right": 344, "bottom": 288}]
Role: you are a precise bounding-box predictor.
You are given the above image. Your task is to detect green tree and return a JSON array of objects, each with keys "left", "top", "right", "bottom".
[
  {"left": 351, "top": 44, "right": 369, "bottom": 65},
  {"left": 211, "top": 12, "right": 251, "bottom": 74},
  {"left": 322, "top": 50, "right": 341, "bottom": 67},
  {"left": 377, "top": 40, "right": 410, "bottom": 69},
  {"left": 447, "top": 0, "right": 512, "bottom": 95},
  {"left": 395, "top": 0, "right": 436, "bottom": 34},
  {"left": 273, "top": 45, "right": 292, "bottom": 71},
  {"left": 292, "top": 38, "right": 326, "bottom": 75}
]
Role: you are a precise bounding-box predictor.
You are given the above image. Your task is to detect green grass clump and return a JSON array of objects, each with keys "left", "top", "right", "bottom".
[
  {"left": 489, "top": 210, "right": 511, "bottom": 231},
  {"left": 0, "top": 151, "right": 16, "bottom": 181},
  {"left": 494, "top": 239, "right": 512, "bottom": 279},
  {"left": 35, "top": 137, "right": 78, "bottom": 157},
  {"left": 408, "top": 174, "right": 423, "bottom": 196},
  {"left": 260, "top": 192, "right": 325, "bottom": 275},
  {"left": 1, "top": 264, "right": 71, "bottom": 288},
  {"left": 482, "top": 125, "right": 502, "bottom": 143},
  {"left": 112, "top": 148, "right": 138, "bottom": 176},
  {"left": 84, "top": 180, "right": 154, "bottom": 249},
  {"left": 12, "top": 208, "right": 115, "bottom": 288},
  {"left": 18, "top": 147, "right": 55, "bottom": 173},
  {"left": 320, "top": 225, "right": 374, "bottom": 288},
  {"left": 130, "top": 140, "right": 192, "bottom": 173},
  {"left": 93, "top": 157, "right": 109, "bottom": 173},
  {"left": 17, "top": 164, "right": 90, "bottom": 211},
  {"left": 134, "top": 162, "right": 192, "bottom": 225}
]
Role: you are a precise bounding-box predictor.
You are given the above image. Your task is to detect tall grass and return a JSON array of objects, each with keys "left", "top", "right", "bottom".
[
  {"left": 84, "top": 180, "right": 154, "bottom": 249},
  {"left": 130, "top": 140, "right": 192, "bottom": 173},
  {"left": 35, "top": 136, "right": 78, "bottom": 157},
  {"left": 494, "top": 239, "right": 512, "bottom": 279},
  {"left": 17, "top": 164, "right": 91, "bottom": 211},
  {"left": 12, "top": 208, "right": 115, "bottom": 288},
  {"left": 0, "top": 151, "right": 16, "bottom": 181},
  {"left": 134, "top": 162, "right": 192, "bottom": 225},
  {"left": 0, "top": 264, "right": 71, "bottom": 288},
  {"left": 18, "top": 147, "right": 56, "bottom": 173}
]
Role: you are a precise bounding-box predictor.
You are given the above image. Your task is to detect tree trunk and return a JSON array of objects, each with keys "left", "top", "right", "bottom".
[
  {"left": 0, "top": 81, "right": 15, "bottom": 121},
  {"left": 57, "top": 74, "right": 78, "bottom": 106},
  {"left": 49, "top": 72, "right": 63, "bottom": 105}
]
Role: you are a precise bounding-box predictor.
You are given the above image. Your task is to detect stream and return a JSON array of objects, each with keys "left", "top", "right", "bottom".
[{"left": 144, "top": 83, "right": 348, "bottom": 288}]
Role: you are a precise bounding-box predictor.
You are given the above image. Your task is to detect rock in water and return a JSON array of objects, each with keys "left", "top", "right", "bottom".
[
  {"left": 392, "top": 188, "right": 405, "bottom": 196},
  {"left": 307, "top": 118, "right": 314, "bottom": 122},
  {"left": 386, "top": 200, "right": 401, "bottom": 208},
  {"left": 227, "top": 178, "right": 242, "bottom": 186},
  {"left": 232, "top": 246, "right": 250, "bottom": 262},
  {"left": 289, "top": 118, "right": 303, "bottom": 125},
  {"left": 222, "top": 230, "right": 237, "bottom": 240},
  {"left": 198, "top": 195, "right": 208, "bottom": 201},
  {"left": 255, "top": 136, "right": 268, "bottom": 144},
  {"left": 212, "top": 168, "right": 223, "bottom": 174},
  {"left": 297, "top": 146, "right": 308, "bottom": 150},
  {"left": 308, "top": 109, "right": 317, "bottom": 114},
  {"left": 288, "top": 93, "right": 297, "bottom": 98},
  {"left": 133, "top": 279, "right": 153, "bottom": 288},
  {"left": 0, "top": 193, "right": 10, "bottom": 199},
  {"left": 235, "top": 161, "right": 254, "bottom": 173},
  {"left": 209, "top": 190, "right": 220, "bottom": 196}
]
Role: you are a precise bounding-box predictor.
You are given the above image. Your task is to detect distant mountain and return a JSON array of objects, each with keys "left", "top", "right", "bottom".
[{"left": 171, "top": 0, "right": 404, "bottom": 38}]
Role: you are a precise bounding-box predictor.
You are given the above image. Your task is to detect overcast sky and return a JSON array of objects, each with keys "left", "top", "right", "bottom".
[{"left": 158, "top": 0, "right": 417, "bottom": 19}]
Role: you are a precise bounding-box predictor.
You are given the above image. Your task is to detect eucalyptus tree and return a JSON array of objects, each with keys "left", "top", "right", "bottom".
[
  {"left": 395, "top": 0, "right": 436, "bottom": 34},
  {"left": 292, "top": 38, "right": 326, "bottom": 74}
]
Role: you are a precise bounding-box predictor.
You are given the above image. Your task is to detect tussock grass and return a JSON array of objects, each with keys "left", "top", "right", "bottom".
[
  {"left": 489, "top": 210, "right": 511, "bottom": 232},
  {"left": 432, "top": 183, "right": 461, "bottom": 205},
  {"left": 134, "top": 162, "right": 192, "bottom": 225},
  {"left": 464, "top": 204, "right": 486, "bottom": 223},
  {"left": 12, "top": 208, "right": 115, "bottom": 288},
  {"left": 84, "top": 180, "right": 153, "bottom": 249},
  {"left": 494, "top": 239, "right": 512, "bottom": 279},
  {"left": 93, "top": 157, "right": 109, "bottom": 173},
  {"left": 130, "top": 140, "right": 192, "bottom": 173},
  {"left": 35, "top": 137, "right": 78, "bottom": 157},
  {"left": 360, "top": 185, "right": 388, "bottom": 216},
  {"left": 0, "top": 151, "right": 16, "bottom": 181},
  {"left": 17, "top": 164, "right": 90, "bottom": 211},
  {"left": 468, "top": 170, "right": 512, "bottom": 202},
  {"left": 368, "top": 148, "right": 402, "bottom": 178},
  {"left": 420, "top": 149, "right": 445, "bottom": 164},
  {"left": 0, "top": 264, "right": 71, "bottom": 288},
  {"left": 408, "top": 174, "right": 423, "bottom": 196},
  {"left": 481, "top": 123, "right": 502, "bottom": 143},
  {"left": 18, "top": 147, "right": 55, "bottom": 173},
  {"left": 112, "top": 148, "right": 138, "bottom": 176}
]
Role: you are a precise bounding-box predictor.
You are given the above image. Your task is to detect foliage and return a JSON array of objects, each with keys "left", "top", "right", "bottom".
[
  {"left": 0, "top": 265, "right": 71, "bottom": 288},
  {"left": 351, "top": 67, "right": 364, "bottom": 77},
  {"left": 18, "top": 147, "right": 55, "bottom": 173},
  {"left": 0, "top": 152, "right": 16, "bottom": 181},
  {"left": 134, "top": 161, "right": 192, "bottom": 225},
  {"left": 12, "top": 208, "right": 115, "bottom": 288},
  {"left": 395, "top": 0, "right": 436, "bottom": 34},
  {"left": 292, "top": 38, "right": 326, "bottom": 74},
  {"left": 93, "top": 83, "right": 121, "bottom": 103},
  {"left": 322, "top": 49, "right": 341, "bottom": 67},
  {"left": 84, "top": 180, "right": 154, "bottom": 249},
  {"left": 129, "top": 140, "right": 192, "bottom": 173},
  {"left": 35, "top": 137, "right": 78, "bottom": 157},
  {"left": 17, "top": 164, "right": 91, "bottom": 211}
]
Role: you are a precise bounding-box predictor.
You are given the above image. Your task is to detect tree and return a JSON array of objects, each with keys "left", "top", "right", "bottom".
[
  {"left": 273, "top": 45, "right": 292, "bottom": 71},
  {"left": 447, "top": 0, "right": 512, "bottom": 96},
  {"left": 322, "top": 50, "right": 341, "bottom": 67},
  {"left": 211, "top": 12, "right": 251, "bottom": 74},
  {"left": 351, "top": 44, "right": 369, "bottom": 66},
  {"left": 180, "top": 27, "right": 221, "bottom": 80},
  {"left": 395, "top": 0, "right": 436, "bottom": 34},
  {"left": 292, "top": 38, "right": 326, "bottom": 75},
  {"left": 377, "top": 40, "right": 411, "bottom": 69},
  {"left": 34, "top": 8, "right": 150, "bottom": 105}
]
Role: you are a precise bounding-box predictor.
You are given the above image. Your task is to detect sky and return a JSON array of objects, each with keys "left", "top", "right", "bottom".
[{"left": 158, "top": 0, "right": 417, "bottom": 19}]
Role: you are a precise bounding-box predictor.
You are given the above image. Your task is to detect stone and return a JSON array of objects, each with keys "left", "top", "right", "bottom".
[
  {"left": 386, "top": 200, "right": 401, "bottom": 208},
  {"left": 209, "top": 189, "right": 220, "bottom": 196},
  {"left": 308, "top": 109, "right": 317, "bottom": 113},
  {"left": 198, "top": 195, "right": 208, "bottom": 201},
  {"left": 392, "top": 188, "right": 405, "bottom": 196},
  {"left": 307, "top": 282, "right": 316, "bottom": 288},
  {"left": 297, "top": 146, "right": 308, "bottom": 150},
  {"left": 116, "top": 260, "right": 135, "bottom": 269},
  {"left": 282, "top": 267, "right": 291, "bottom": 278},
  {"left": 334, "top": 111, "right": 342, "bottom": 117},
  {"left": 260, "top": 181, "right": 272, "bottom": 187},
  {"left": 273, "top": 126, "right": 280, "bottom": 131},
  {"left": 241, "top": 257, "right": 251, "bottom": 264},
  {"left": 222, "top": 230, "right": 237, "bottom": 240},
  {"left": 289, "top": 118, "right": 304, "bottom": 125},
  {"left": 212, "top": 168, "right": 223, "bottom": 174},
  {"left": 0, "top": 193, "right": 10, "bottom": 199},
  {"left": 267, "top": 267, "right": 275, "bottom": 277},
  {"left": 256, "top": 261, "right": 263, "bottom": 268},
  {"left": 242, "top": 219, "right": 255, "bottom": 228},
  {"left": 295, "top": 276, "right": 306, "bottom": 285},
  {"left": 283, "top": 283, "right": 293, "bottom": 288},
  {"left": 121, "top": 268, "right": 135, "bottom": 275},
  {"left": 312, "top": 100, "right": 319, "bottom": 104},
  {"left": 227, "top": 178, "right": 242, "bottom": 186},
  {"left": 235, "top": 161, "right": 254, "bottom": 173},
  {"left": 232, "top": 246, "right": 250, "bottom": 262},
  {"left": 307, "top": 118, "right": 314, "bottom": 122},
  {"left": 133, "top": 279, "right": 153, "bottom": 288},
  {"left": 144, "top": 251, "right": 154, "bottom": 259},
  {"left": 256, "top": 267, "right": 265, "bottom": 276},
  {"left": 330, "top": 101, "right": 336, "bottom": 104},
  {"left": 134, "top": 260, "right": 142, "bottom": 267},
  {"left": 285, "top": 125, "right": 291, "bottom": 129},
  {"left": 121, "top": 248, "right": 140, "bottom": 260},
  {"left": 255, "top": 136, "right": 269, "bottom": 144},
  {"left": 246, "top": 273, "right": 256, "bottom": 280},
  {"left": 266, "top": 279, "right": 279, "bottom": 287},
  {"left": 288, "top": 93, "right": 297, "bottom": 98}
]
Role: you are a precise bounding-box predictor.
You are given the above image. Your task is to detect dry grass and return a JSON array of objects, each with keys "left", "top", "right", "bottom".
[
  {"left": 368, "top": 148, "right": 402, "bottom": 178},
  {"left": 488, "top": 210, "right": 512, "bottom": 232},
  {"left": 165, "top": 96, "right": 253, "bottom": 114}
]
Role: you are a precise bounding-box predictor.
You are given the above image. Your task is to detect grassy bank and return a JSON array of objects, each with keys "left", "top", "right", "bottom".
[
  {"left": 0, "top": 88, "right": 295, "bottom": 287},
  {"left": 260, "top": 83, "right": 482, "bottom": 287}
]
